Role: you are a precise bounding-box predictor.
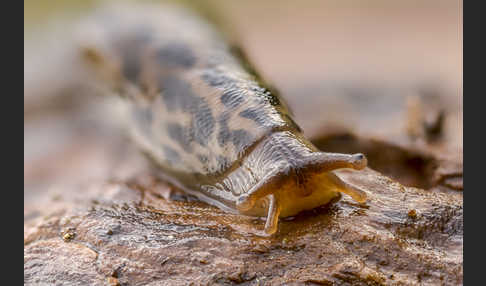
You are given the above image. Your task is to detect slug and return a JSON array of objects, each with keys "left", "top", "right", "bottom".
[{"left": 78, "top": 3, "right": 368, "bottom": 236}]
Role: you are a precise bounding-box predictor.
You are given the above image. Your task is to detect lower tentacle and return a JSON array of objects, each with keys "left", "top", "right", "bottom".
[
  {"left": 263, "top": 194, "right": 281, "bottom": 235},
  {"left": 328, "top": 172, "right": 367, "bottom": 203}
]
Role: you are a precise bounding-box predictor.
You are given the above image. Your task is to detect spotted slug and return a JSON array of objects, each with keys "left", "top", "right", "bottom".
[{"left": 79, "top": 3, "right": 368, "bottom": 236}]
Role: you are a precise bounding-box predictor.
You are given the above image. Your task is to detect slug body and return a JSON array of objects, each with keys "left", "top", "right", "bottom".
[{"left": 80, "top": 3, "right": 367, "bottom": 236}]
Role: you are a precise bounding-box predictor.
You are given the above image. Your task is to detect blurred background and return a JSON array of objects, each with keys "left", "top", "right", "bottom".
[{"left": 24, "top": 0, "right": 462, "bottom": 208}]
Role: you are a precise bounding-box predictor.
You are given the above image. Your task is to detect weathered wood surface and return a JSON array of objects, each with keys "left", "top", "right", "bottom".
[{"left": 24, "top": 166, "right": 462, "bottom": 285}]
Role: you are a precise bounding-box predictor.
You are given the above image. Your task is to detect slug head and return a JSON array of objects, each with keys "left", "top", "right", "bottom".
[{"left": 236, "top": 151, "right": 368, "bottom": 218}]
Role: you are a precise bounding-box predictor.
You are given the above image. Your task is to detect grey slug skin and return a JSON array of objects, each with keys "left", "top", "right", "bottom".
[{"left": 79, "top": 4, "right": 367, "bottom": 235}]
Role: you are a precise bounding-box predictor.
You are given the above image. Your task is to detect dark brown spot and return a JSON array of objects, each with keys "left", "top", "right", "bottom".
[
  {"left": 217, "top": 113, "right": 231, "bottom": 147},
  {"left": 122, "top": 52, "right": 142, "bottom": 83},
  {"left": 167, "top": 123, "right": 192, "bottom": 152},
  {"left": 156, "top": 43, "right": 196, "bottom": 68},
  {"left": 132, "top": 106, "right": 153, "bottom": 136},
  {"left": 231, "top": 129, "right": 253, "bottom": 150},
  {"left": 239, "top": 108, "right": 269, "bottom": 127},
  {"left": 190, "top": 98, "right": 215, "bottom": 146},
  {"left": 197, "top": 154, "right": 209, "bottom": 164},
  {"left": 159, "top": 75, "right": 197, "bottom": 110},
  {"left": 221, "top": 88, "right": 245, "bottom": 109},
  {"left": 218, "top": 113, "right": 254, "bottom": 149},
  {"left": 263, "top": 92, "right": 281, "bottom": 106},
  {"left": 117, "top": 26, "right": 153, "bottom": 82},
  {"left": 159, "top": 75, "right": 215, "bottom": 147},
  {"left": 249, "top": 84, "right": 281, "bottom": 107},
  {"left": 162, "top": 145, "right": 181, "bottom": 164},
  {"left": 201, "top": 69, "right": 236, "bottom": 87}
]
